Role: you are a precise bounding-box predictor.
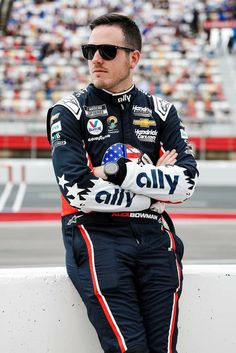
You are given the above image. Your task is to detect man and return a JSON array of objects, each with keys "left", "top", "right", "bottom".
[{"left": 47, "top": 13, "right": 198, "bottom": 353}]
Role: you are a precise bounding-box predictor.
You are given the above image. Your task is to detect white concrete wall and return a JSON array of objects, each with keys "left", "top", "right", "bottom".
[
  {"left": 0, "top": 159, "right": 55, "bottom": 184},
  {"left": 198, "top": 160, "right": 236, "bottom": 186},
  {"left": 1, "top": 159, "right": 236, "bottom": 185},
  {"left": 0, "top": 265, "right": 235, "bottom": 353}
]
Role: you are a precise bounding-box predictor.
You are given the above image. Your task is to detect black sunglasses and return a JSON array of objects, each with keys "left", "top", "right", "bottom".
[{"left": 81, "top": 44, "right": 135, "bottom": 61}]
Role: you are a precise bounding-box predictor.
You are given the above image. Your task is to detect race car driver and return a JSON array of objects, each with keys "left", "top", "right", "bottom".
[{"left": 47, "top": 13, "right": 198, "bottom": 353}]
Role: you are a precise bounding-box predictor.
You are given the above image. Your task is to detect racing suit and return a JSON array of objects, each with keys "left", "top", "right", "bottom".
[{"left": 47, "top": 83, "right": 198, "bottom": 353}]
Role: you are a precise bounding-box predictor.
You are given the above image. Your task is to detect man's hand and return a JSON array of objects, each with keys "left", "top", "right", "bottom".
[{"left": 157, "top": 149, "right": 177, "bottom": 167}]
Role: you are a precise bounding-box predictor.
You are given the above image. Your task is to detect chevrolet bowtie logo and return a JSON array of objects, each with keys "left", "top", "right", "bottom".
[{"left": 133, "top": 119, "right": 156, "bottom": 127}]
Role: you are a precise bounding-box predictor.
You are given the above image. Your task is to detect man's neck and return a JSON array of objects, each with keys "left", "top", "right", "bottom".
[{"left": 102, "top": 84, "right": 134, "bottom": 96}]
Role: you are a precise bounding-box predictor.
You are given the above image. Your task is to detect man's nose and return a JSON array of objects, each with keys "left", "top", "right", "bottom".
[{"left": 91, "top": 49, "right": 103, "bottom": 63}]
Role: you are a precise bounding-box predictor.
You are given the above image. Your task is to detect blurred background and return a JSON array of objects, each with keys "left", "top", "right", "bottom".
[
  {"left": 0, "top": 0, "right": 236, "bottom": 159},
  {"left": 0, "top": 0, "right": 236, "bottom": 267}
]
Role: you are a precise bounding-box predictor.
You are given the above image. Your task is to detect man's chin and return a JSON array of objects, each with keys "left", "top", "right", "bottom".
[{"left": 93, "top": 78, "right": 110, "bottom": 90}]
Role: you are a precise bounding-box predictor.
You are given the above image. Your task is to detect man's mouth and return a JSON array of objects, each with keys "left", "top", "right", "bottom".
[{"left": 93, "top": 69, "right": 107, "bottom": 74}]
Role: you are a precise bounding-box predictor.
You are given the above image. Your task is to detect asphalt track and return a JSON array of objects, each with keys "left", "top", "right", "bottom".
[
  {"left": 1, "top": 219, "right": 236, "bottom": 268},
  {"left": 0, "top": 184, "right": 236, "bottom": 267}
]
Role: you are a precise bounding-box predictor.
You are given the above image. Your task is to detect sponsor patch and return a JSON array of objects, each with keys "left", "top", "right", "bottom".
[
  {"left": 51, "top": 132, "right": 61, "bottom": 143},
  {"left": 117, "top": 94, "right": 131, "bottom": 103},
  {"left": 130, "top": 212, "right": 160, "bottom": 220},
  {"left": 88, "top": 134, "right": 110, "bottom": 142},
  {"left": 136, "top": 168, "right": 179, "bottom": 194},
  {"left": 111, "top": 212, "right": 162, "bottom": 221},
  {"left": 52, "top": 140, "right": 66, "bottom": 152},
  {"left": 185, "top": 149, "right": 195, "bottom": 157},
  {"left": 67, "top": 214, "right": 84, "bottom": 226},
  {"left": 51, "top": 121, "right": 62, "bottom": 136},
  {"left": 84, "top": 104, "right": 108, "bottom": 118},
  {"left": 180, "top": 129, "right": 188, "bottom": 139},
  {"left": 132, "top": 105, "right": 152, "bottom": 117},
  {"left": 107, "top": 116, "right": 118, "bottom": 129},
  {"left": 135, "top": 128, "right": 157, "bottom": 143},
  {"left": 185, "top": 143, "right": 195, "bottom": 156},
  {"left": 133, "top": 118, "right": 156, "bottom": 128},
  {"left": 50, "top": 112, "right": 60, "bottom": 125},
  {"left": 137, "top": 88, "right": 152, "bottom": 98},
  {"left": 95, "top": 189, "right": 135, "bottom": 207},
  {"left": 107, "top": 116, "right": 119, "bottom": 134},
  {"left": 87, "top": 119, "right": 103, "bottom": 135}
]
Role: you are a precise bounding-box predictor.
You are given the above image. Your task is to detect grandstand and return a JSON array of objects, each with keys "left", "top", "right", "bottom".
[{"left": 0, "top": 0, "right": 236, "bottom": 159}]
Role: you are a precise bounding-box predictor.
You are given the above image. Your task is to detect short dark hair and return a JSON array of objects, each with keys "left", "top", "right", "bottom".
[{"left": 89, "top": 13, "right": 142, "bottom": 52}]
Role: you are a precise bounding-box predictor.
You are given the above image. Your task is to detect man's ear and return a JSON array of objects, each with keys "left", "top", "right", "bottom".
[{"left": 130, "top": 50, "right": 141, "bottom": 69}]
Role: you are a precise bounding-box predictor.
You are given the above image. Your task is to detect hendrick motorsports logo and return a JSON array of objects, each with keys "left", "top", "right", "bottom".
[
  {"left": 135, "top": 129, "right": 157, "bottom": 143},
  {"left": 132, "top": 105, "right": 152, "bottom": 117},
  {"left": 87, "top": 119, "right": 103, "bottom": 135}
]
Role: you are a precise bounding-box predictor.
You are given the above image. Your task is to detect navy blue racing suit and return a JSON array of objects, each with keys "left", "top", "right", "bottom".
[{"left": 47, "top": 83, "right": 198, "bottom": 353}]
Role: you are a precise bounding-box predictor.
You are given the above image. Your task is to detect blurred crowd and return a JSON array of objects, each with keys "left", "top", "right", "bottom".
[{"left": 0, "top": 0, "right": 235, "bottom": 124}]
